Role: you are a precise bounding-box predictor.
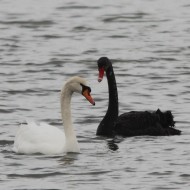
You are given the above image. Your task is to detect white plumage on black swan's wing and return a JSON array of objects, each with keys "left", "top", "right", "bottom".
[
  {"left": 96, "top": 57, "right": 181, "bottom": 137},
  {"left": 13, "top": 76, "right": 95, "bottom": 155}
]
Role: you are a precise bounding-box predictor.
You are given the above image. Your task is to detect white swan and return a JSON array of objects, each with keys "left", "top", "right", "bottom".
[{"left": 13, "top": 76, "right": 95, "bottom": 155}]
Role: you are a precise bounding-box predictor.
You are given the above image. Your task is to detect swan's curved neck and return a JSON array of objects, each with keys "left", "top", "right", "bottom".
[
  {"left": 106, "top": 66, "right": 118, "bottom": 115},
  {"left": 96, "top": 65, "right": 119, "bottom": 136},
  {"left": 61, "top": 87, "right": 79, "bottom": 152}
]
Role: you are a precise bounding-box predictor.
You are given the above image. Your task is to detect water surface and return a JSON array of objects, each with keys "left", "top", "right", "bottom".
[{"left": 0, "top": 0, "right": 190, "bottom": 189}]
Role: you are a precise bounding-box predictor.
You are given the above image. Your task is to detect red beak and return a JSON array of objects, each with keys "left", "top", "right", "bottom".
[
  {"left": 82, "top": 89, "right": 95, "bottom": 106},
  {"left": 98, "top": 68, "right": 105, "bottom": 82}
]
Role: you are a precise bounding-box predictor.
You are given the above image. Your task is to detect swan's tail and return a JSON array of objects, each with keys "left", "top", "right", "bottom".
[
  {"left": 115, "top": 109, "right": 181, "bottom": 136},
  {"left": 155, "top": 109, "right": 175, "bottom": 128}
]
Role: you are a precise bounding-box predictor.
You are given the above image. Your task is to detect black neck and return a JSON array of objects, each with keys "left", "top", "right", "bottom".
[
  {"left": 96, "top": 65, "right": 119, "bottom": 136},
  {"left": 106, "top": 66, "right": 118, "bottom": 116}
]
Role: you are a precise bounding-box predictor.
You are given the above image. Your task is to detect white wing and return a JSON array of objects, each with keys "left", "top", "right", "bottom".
[{"left": 13, "top": 121, "right": 66, "bottom": 155}]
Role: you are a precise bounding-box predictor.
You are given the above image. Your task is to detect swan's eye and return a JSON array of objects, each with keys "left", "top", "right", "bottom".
[
  {"left": 98, "top": 63, "right": 105, "bottom": 70},
  {"left": 80, "top": 84, "right": 91, "bottom": 94},
  {"left": 88, "top": 87, "right": 91, "bottom": 93}
]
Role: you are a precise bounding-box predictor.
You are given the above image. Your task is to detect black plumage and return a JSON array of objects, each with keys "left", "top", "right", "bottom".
[
  {"left": 96, "top": 57, "right": 181, "bottom": 137},
  {"left": 115, "top": 109, "right": 180, "bottom": 136}
]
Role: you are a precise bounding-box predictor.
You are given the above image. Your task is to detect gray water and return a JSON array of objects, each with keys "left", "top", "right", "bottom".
[{"left": 0, "top": 0, "right": 190, "bottom": 189}]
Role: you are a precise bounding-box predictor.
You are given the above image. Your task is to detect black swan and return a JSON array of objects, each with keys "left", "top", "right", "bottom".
[{"left": 96, "top": 57, "right": 181, "bottom": 137}]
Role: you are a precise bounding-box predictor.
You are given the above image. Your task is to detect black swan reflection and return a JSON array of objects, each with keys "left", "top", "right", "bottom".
[{"left": 96, "top": 57, "right": 181, "bottom": 137}]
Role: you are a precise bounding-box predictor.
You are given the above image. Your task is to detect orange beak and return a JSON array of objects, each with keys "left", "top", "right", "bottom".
[
  {"left": 98, "top": 68, "right": 104, "bottom": 82},
  {"left": 82, "top": 89, "right": 95, "bottom": 106}
]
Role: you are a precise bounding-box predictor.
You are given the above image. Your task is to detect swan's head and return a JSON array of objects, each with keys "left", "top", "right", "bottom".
[
  {"left": 97, "top": 57, "right": 112, "bottom": 82},
  {"left": 64, "top": 76, "right": 95, "bottom": 105}
]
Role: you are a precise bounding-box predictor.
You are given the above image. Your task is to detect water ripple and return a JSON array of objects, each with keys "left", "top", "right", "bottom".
[
  {"left": 7, "top": 172, "right": 64, "bottom": 179},
  {"left": 0, "top": 0, "right": 190, "bottom": 189},
  {"left": 0, "top": 20, "right": 55, "bottom": 28}
]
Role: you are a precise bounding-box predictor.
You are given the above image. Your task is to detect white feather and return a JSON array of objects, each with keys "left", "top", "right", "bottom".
[{"left": 13, "top": 121, "right": 66, "bottom": 154}]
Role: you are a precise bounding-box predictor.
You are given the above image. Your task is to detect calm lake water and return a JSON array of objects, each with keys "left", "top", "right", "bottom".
[{"left": 0, "top": 0, "right": 190, "bottom": 189}]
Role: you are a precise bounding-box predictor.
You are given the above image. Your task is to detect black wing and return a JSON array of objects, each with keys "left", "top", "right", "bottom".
[{"left": 114, "top": 109, "right": 181, "bottom": 136}]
